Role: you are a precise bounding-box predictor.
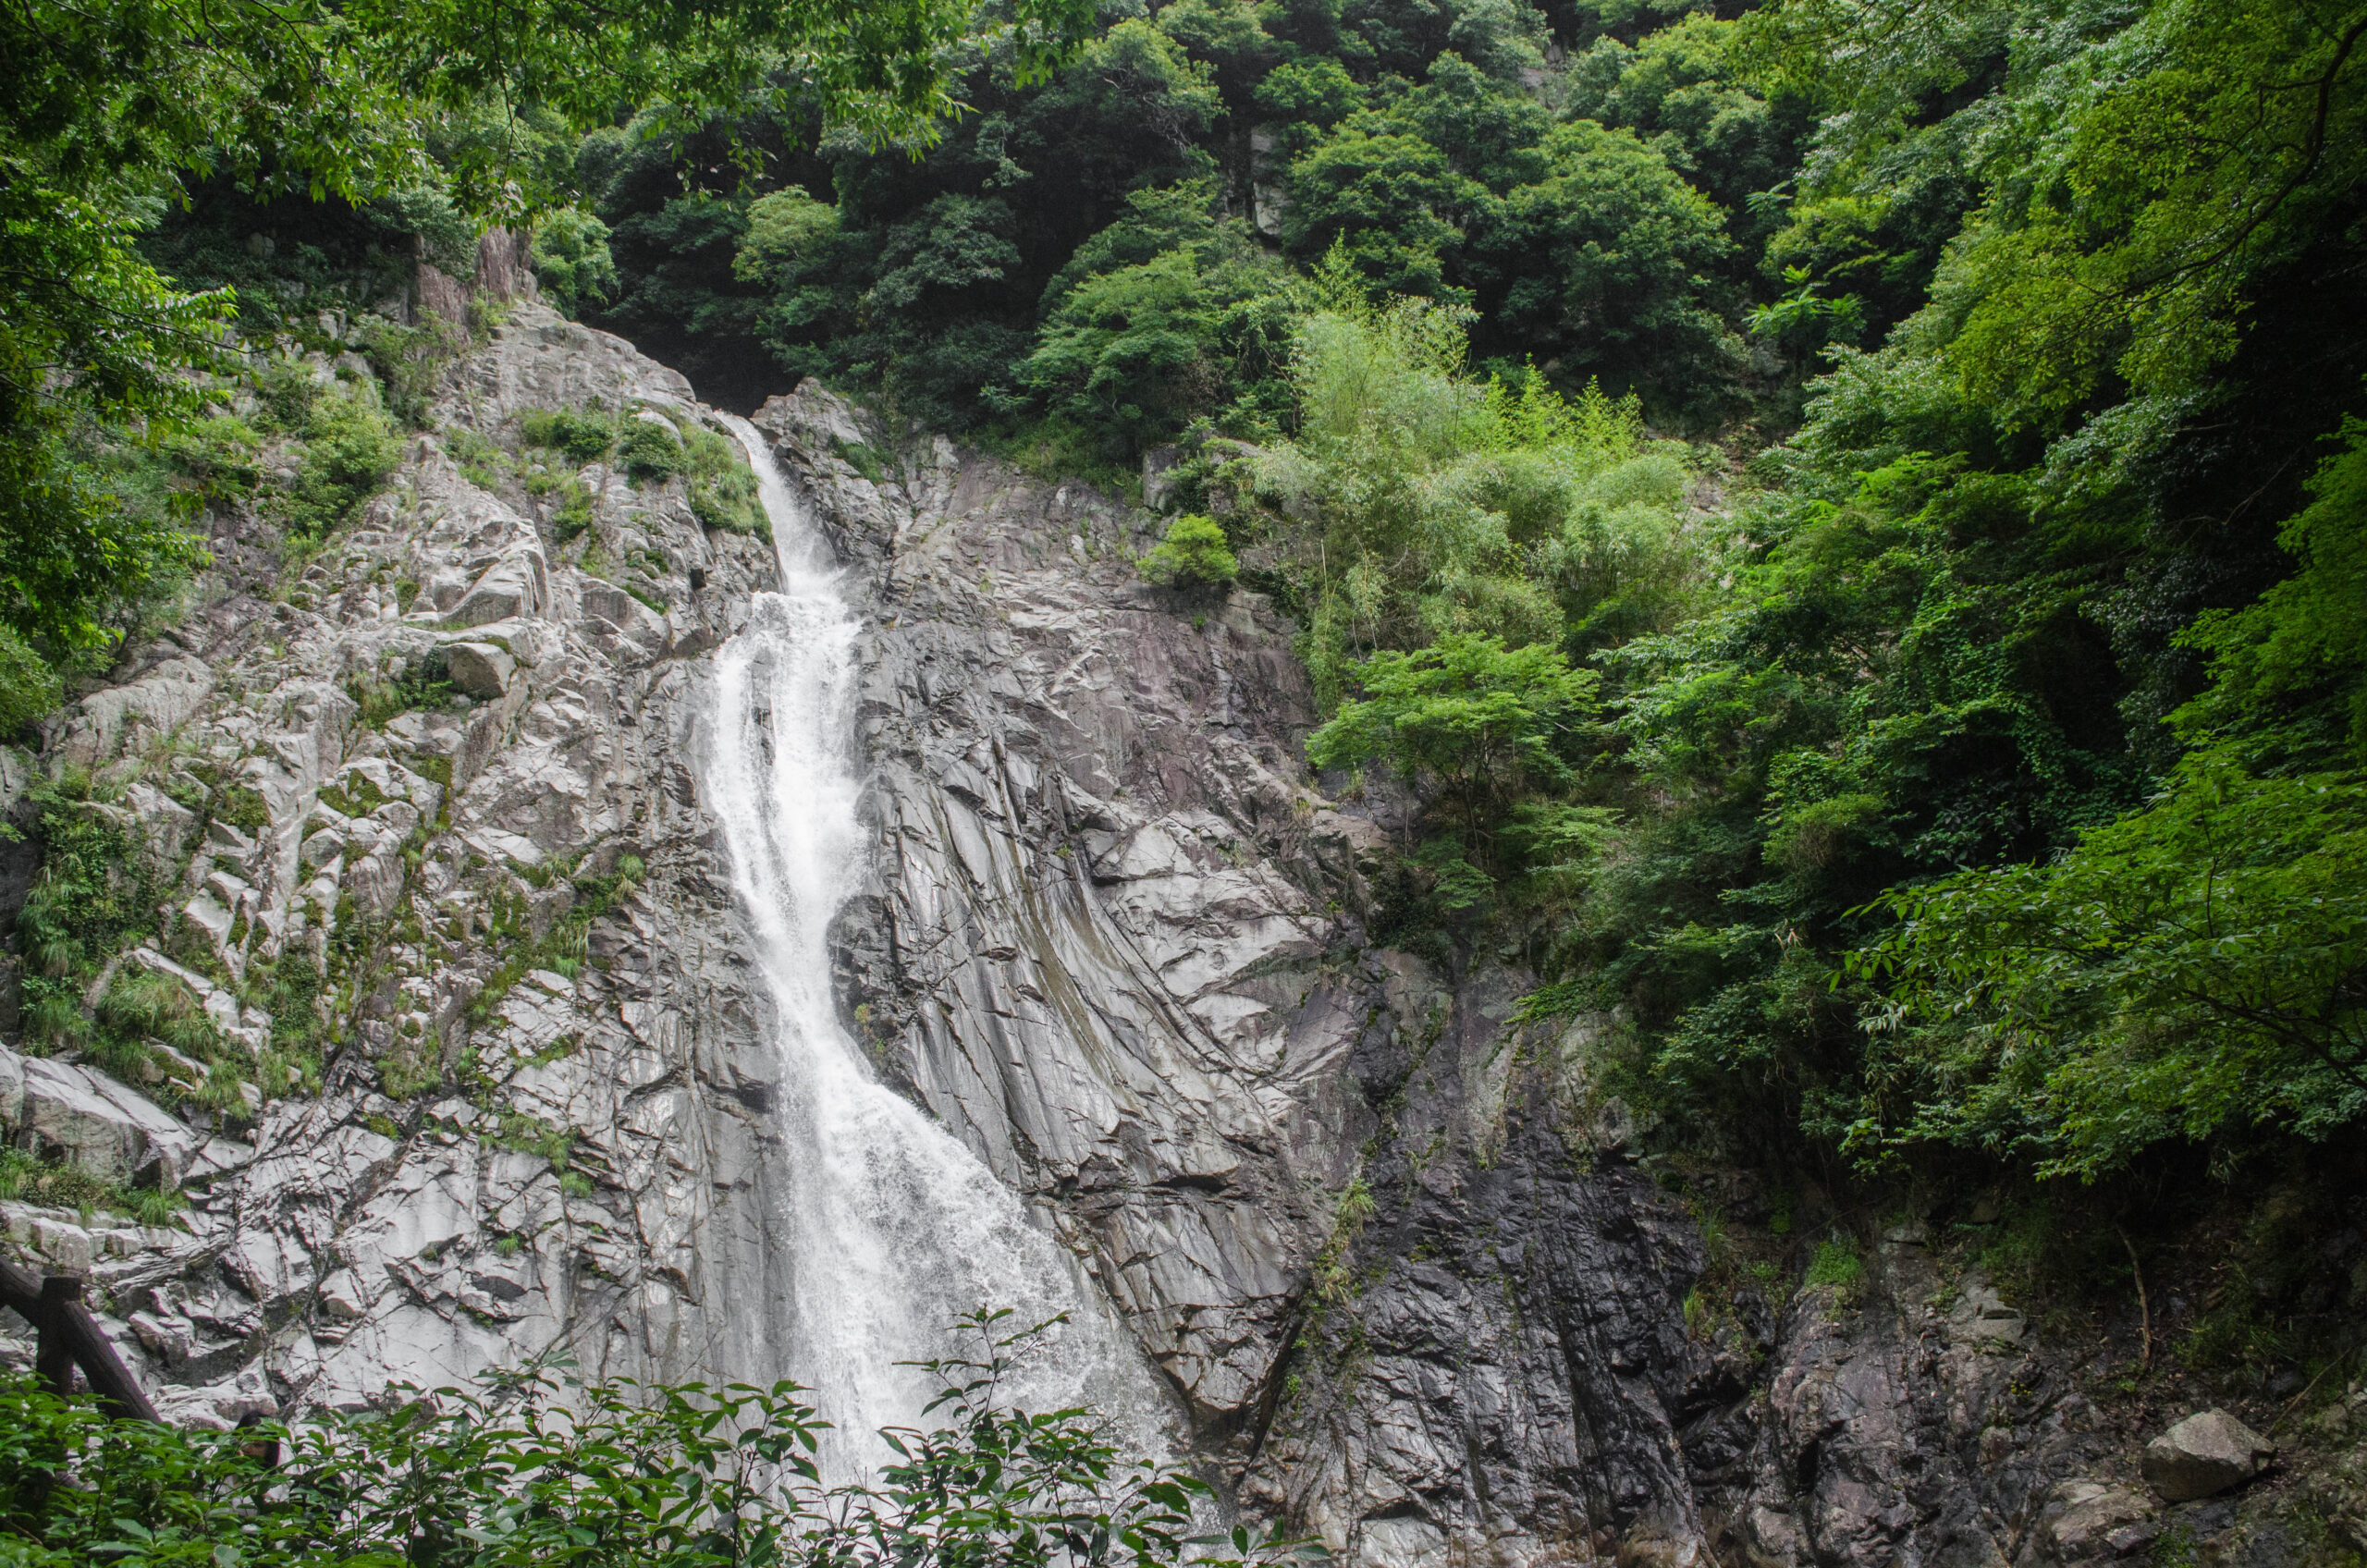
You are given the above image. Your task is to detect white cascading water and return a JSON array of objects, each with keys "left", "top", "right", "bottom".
[{"left": 707, "top": 414, "right": 1163, "bottom": 1479}]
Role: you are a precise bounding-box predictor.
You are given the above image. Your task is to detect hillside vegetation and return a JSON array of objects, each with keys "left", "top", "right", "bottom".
[{"left": 549, "top": 0, "right": 2367, "bottom": 1207}]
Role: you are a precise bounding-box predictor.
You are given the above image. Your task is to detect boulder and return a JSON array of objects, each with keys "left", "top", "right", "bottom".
[
  {"left": 1949, "top": 1280, "right": 2029, "bottom": 1348},
  {"left": 54, "top": 655, "right": 214, "bottom": 766},
  {"left": 446, "top": 547, "right": 548, "bottom": 629},
  {"left": 2042, "top": 1480, "right": 2155, "bottom": 1561},
  {"left": 2142, "top": 1409, "right": 2275, "bottom": 1501},
  {"left": 442, "top": 641, "right": 517, "bottom": 698},
  {"left": 11, "top": 1050, "right": 196, "bottom": 1187}
]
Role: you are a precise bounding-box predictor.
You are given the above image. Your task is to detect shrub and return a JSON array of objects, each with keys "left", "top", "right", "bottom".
[
  {"left": 0, "top": 1147, "right": 182, "bottom": 1226},
  {"left": 15, "top": 782, "right": 161, "bottom": 1048},
  {"left": 349, "top": 647, "right": 455, "bottom": 728},
  {"left": 281, "top": 389, "right": 399, "bottom": 538},
  {"left": 0, "top": 1316, "right": 1311, "bottom": 1568},
  {"left": 528, "top": 206, "right": 619, "bottom": 317},
  {"left": 520, "top": 405, "right": 616, "bottom": 462},
  {"left": 684, "top": 427, "right": 767, "bottom": 536},
  {"left": 252, "top": 359, "right": 323, "bottom": 432},
  {"left": 1805, "top": 1237, "right": 1863, "bottom": 1299},
  {"left": 164, "top": 413, "right": 264, "bottom": 501},
  {"left": 212, "top": 783, "right": 269, "bottom": 833},
  {"left": 1306, "top": 633, "right": 1598, "bottom": 851},
  {"left": 357, "top": 320, "right": 454, "bottom": 429},
  {"left": 829, "top": 433, "right": 889, "bottom": 482},
  {"left": 0, "top": 626, "right": 61, "bottom": 736},
  {"left": 1138, "top": 513, "right": 1238, "bottom": 588},
  {"left": 618, "top": 418, "right": 685, "bottom": 484},
  {"left": 548, "top": 475, "right": 596, "bottom": 541}
]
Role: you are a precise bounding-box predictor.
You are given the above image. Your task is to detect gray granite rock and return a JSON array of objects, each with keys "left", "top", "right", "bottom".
[
  {"left": 2143, "top": 1409, "right": 2275, "bottom": 1502},
  {"left": 5, "top": 303, "right": 794, "bottom": 1412},
  {"left": 2037, "top": 1480, "right": 2156, "bottom": 1561},
  {"left": 7, "top": 1046, "right": 195, "bottom": 1186}
]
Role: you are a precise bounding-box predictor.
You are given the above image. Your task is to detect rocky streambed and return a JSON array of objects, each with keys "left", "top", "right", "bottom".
[{"left": 2, "top": 301, "right": 2361, "bottom": 1565}]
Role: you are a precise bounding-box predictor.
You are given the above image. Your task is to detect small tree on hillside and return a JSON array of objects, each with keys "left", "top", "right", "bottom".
[
  {"left": 1139, "top": 514, "right": 1239, "bottom": 589},
  {"left": 1306, "top": 632, "right": 1598, "bottom": 848}
]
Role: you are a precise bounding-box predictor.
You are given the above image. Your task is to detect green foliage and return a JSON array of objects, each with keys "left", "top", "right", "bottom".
[
  {"left": 0, "top": 624, "right": 62, "bottom": 735},
  {"left": 685, "top": 427, "right": 769, "bottom": 537},
  {"left": 1569, "top": 14, "right": 1798, "bottom": 233},
  {"left": 521, "top": 405, "right": 618, "bottom": 462},
  {"left": 619, "top": 418, "right": 686, "bottom": 484},
  {"left": 279, "top": 388, "right": 400, "bottom": 539},
  {"left": 2175, "top": 421, "right": 2367, "bottom": 766},
  {"left": 89, "top": 964, "right": 267, "bottom": 1109},
  {"left": 213, "top": 784, "right": 269, "bottom": 833},
  {"left": 0, "top": 1318, "right": 1314, "bottom": 1568},
  {"left": 1138, "top": 515, "right": 1238, "bottom": 590},
  {"left": 1932, "top": 0, "right": 2367, "bottom": 422},
  {"left": 1284, "top": 121, "right": 1483, "bottom": 303},
  {"left": 1015, "top": 181, "right": 1304, "bottom": 457},
  {"left": 549, "top": 475, "right": 597, "bottom": 541},
  {"left": 361, "top": 320, "right": 467, "bottom": 432},
  {"left": 0, "top": 1146, "right": 184, "bottom": 1227},
  {"left": 1850, "top": 755, "right": 2367, "bottom": 1180},
  {"left": 529, "top": 206, "right": 618, "bottom": 317},
  {"left": 1473, "top": 119, "right": 1738, "bottom": 416},
  {"left": 1309, "top": 634, "right": 1599, "bottom": 851},
  {"left": 350, "top": 647, "right": 457, "bottom": 728},
  {"left": 163, "top": 413, "right": 264, "bottom": 502},
  {"left": 734, "top": 188, "right": 840, "bottom": 284},
  {"left": 1803, "top": 1236, "right": 1862, "bottom": 1297},
  {"left": 1250, "top": 293, "right": 1699, "bottom": 715},
  {"left": 14, "top": 779, "right": 162, "bottom": 1052},
  {"left": 0, "top": 172, "right": 223, "bottom": 655}
]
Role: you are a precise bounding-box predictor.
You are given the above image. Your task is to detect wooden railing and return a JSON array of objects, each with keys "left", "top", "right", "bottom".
[{"left": 0, "top": 1259, "right": 160, "bottom": 1422}]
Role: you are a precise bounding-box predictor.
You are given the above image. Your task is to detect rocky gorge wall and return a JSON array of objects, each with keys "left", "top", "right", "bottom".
[
  {"left": 0, "top": 304, "right": 798, "bottom": 1420},
  {"left": 3, "top": 308, "right": 2361, "bottom": 1567}
]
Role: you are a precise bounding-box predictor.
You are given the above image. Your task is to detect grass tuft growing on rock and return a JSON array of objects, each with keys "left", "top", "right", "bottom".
[{"left": 0, "top": 1147, "right": 185, "bottom": 1227}]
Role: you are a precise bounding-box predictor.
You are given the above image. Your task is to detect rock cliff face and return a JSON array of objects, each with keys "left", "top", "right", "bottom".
[
  {"left": 743, "top": 386, "right": 1735, "bottom": 1562},
  {"left": 3, "top": 313, "right": 2349, "bottom": 1567},
  {"left": 2, "top": 304, "right": 797, "bottom": 1421},
  {"left": 730, "top": 391, "right": 2150, "bottom": 1568}
]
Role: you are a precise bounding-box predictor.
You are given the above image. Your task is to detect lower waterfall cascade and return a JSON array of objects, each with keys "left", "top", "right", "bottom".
[{"left": 706, "top": 413, "right": 1166, "bottom": 1476}]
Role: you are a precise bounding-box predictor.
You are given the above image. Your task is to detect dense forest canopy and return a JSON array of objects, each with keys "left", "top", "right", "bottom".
[{"left": 6, "top": 0, "right": 2367, "bottom": 1202}]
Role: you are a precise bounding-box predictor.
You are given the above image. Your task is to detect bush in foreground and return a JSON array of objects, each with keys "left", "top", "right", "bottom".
[{"left": 0, "top": 1312, "right": 1317, "bottom": 1568}]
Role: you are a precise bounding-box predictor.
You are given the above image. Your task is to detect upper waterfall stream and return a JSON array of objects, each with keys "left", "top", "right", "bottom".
[{"left": 708, "top": 414, "right": 1163, "bottom": 1477}]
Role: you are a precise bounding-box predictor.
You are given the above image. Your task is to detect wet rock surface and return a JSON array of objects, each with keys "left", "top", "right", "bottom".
[{"left": 747, "top": 386, "right": 1745, "bottom": 1558}]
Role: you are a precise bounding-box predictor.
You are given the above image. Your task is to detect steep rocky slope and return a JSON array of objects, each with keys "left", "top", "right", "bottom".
[
  {"left": 3, "top": 310, "right": 2359, "bottom": 1566},
  {"left": 740, "top": 390, "right": 2361, "bottom": 1567},
  {"left": 1, "top": 302, "right": 797, "bottom": 1419}
]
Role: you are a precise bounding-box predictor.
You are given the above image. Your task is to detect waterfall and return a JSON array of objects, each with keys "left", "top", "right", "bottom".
[{"left": 705, "top": 413, "right": 1163, "bottom": 1479}]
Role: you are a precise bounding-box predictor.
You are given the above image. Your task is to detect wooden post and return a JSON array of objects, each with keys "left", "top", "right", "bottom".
[
  {"left": 35, "top": 1275, "right": 79, "bottom": 1398},
  {"left": 2, "top": 1263, "right": 163, "bottom": 1423}
]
